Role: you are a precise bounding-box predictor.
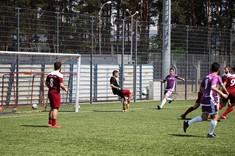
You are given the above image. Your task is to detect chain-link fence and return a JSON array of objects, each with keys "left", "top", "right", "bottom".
[{"left": 0, "top": 6, "right": 235, "bottom": 102}]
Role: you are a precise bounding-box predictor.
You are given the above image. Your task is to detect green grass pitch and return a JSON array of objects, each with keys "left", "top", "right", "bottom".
[{"left": 1, "top": 100, "right": 235, "bottom": 156}]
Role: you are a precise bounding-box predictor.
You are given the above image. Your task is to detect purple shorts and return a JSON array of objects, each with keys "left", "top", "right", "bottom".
[{"left": 201, "top": 101, "right": 218, "bottom": 115}]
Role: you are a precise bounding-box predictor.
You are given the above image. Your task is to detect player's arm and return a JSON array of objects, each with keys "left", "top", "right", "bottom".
[
  {"left": 177, "top": 77, "right": 185, "bottom": 81},
  {"left": 199, "top": 85, "right": 204, "bottom": 94},
  {"left": 221, "top": 83, "right": 229, "bottom": 95},
  {"left": 60, "top": 83, "right": 68, "bottom": 92},
  {"left": 160, "top": 79, "right": 166, "bottom": 83},
  {"left": 212, "top": 86, "right": 228, "bottom": 98},
  {"left": 110, "top": 84, "right": 122, "bottom": 91},
  {"left": 220, "top": 77, "right": 229, "bottom": 95},
  {"left": 45, "top": 81, "right": 50, "bottom": 88},
  {"left": 45, "top": 76, "right": 50, "bottom": 88}
]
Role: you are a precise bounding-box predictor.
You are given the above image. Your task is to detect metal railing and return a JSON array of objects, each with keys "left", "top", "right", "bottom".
[{"left": 0, "top": 6, "right": 235, "bottom": 103}]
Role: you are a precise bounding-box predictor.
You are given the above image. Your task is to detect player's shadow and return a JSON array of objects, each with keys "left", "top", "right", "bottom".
[
  {"left": 92, "top": 110, "right": 121, "bottom": 113},
  {"left": 169, "top": 134, "right": 205, "bottom": 138},
  {"left": 21, "top": 125, "right": 49, "bottom": 128}
]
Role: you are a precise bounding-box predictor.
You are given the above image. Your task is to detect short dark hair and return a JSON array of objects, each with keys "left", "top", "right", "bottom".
[
  {"left": 224, "top": 65, "right": 230, "bottom": 69},
  {"left": 210, "top": 62, "right": 220, "bottom": 72},
  {"left": 54, "top": 61, "right": 62, "bottom": 70},
  {"left": 169, "top": 68, "right": 174, "bottom": 71},
  {"left": 112, "top": 70, "right": 119, "bottom": 75}
]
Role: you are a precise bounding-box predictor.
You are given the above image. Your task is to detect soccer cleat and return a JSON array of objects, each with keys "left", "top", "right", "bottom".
[
  {"left": 157, "top": 105, "right": 161, "bottom": 110},
  {"left": 207, "top": 133, "right": 218, "bottom": 138},
  {"left": 48, "top": 124, "right": 52, "bottom": 127},
  {"left": 122, "top": 109, "right": 128, "bottom": 112},
  {"left": 168, "top": 99, "right": 174, "bottom": 104},
  {"left": 220, "top": 115, "right": 226, "bottom": 119},
  {"left": 183, "top": 121, "right": 189, "bottom": 133},
  {"left": 180, "top": 114, "right": 186, "bottom": 120},
  {"left": 51, "top": 124, "right": 61, "bottom": 128}
]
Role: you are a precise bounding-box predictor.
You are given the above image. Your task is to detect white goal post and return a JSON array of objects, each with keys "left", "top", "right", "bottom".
[{"left": 0, "top": 51, "right": 81, "bottom": 112}]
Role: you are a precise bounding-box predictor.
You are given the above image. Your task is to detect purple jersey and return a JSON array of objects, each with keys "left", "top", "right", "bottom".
[
  {"left": 164, "top": 74, "right": 179, "bottom": 91},
  {"left": 200, "top": 73, "right": 223, "bottom": 104}
]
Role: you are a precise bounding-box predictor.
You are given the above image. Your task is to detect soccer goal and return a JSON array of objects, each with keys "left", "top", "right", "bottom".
[{"left": 0, "top": 51, "right": 81, "bottom": 113}]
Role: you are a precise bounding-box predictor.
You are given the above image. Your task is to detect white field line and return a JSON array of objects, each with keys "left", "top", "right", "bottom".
[{"left": 0, "top": 105, "right": 192, "bottom": 119}]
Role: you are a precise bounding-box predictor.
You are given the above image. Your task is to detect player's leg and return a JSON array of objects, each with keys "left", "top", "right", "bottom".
[
  {"left": 221, "top": 105, "right": 235, "bottom": 119},
  {"left": 183, "top": 106, "right": 209, "bottom": 133},
  {"left": 48, "top": 109, "right": 53, "bottom": 127},
  {"left": 167, "top": 96, "right": 174, "bottom": 104},
  {"left": 219, "top": 97, "right": 228, "bottom": 110},
  {"left": 122, "top": 89, "right": 132, "bottom": 105},
  {"left": 181, "top": 102, "right": 200, "bottom": 119},
  {"left": 122, "top": 98, "right": 127, "bottom": 112},
  {"left": 51, "top": 94, "right": 61, "bottom": 128},
  {"left": 51, "top": 107, "right": 61, "bottom": 128},
  {"left": 208, "top": 113, "right": 218, "bottom": 138},
  {"left": 48, "top": 93, "right": 53, "bottom": 127},
  {"left": 127, "top": 90, "right": 132, "bottom": 104},
  {"left": 119, "top": 90, "right": 129, "bottom": 111},
  {"left": 157, "top": 90, "right": 171, "bottom": 109},
  {"left": 207, "top": 102, "right": 219, "bottom": 138},
  {"left": 220, "top": 96, "right": 235, "bottom": 119},
  {"left": 157, "top": 94, "right": 167, "bottom": 109}
]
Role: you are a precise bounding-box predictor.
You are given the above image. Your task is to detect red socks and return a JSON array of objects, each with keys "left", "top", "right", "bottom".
[
  {"left": 221, "top": 106, "right": 235, "bottom": 117},
  {"left": 52, "top": 119, "right": 57, "bottom": 126},
  {"left": 49, "top": 118, "right": 52, "bottom": 125},
  {"left": 219, "top": 104, "right": 223, "bottom": 110}
]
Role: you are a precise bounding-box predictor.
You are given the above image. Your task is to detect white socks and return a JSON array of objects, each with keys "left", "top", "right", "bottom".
[
  {"left": 209, "top": 120, "right": 217, "bottom": 135},
  {"left": 188, "top": 116, "right": 202, "bottom": 125},
  {"left": 167, "top": 98, "right": 172, "bottom": 101},
  {"left": 160, "top": 98, "right": 167, "bottom": 108}
]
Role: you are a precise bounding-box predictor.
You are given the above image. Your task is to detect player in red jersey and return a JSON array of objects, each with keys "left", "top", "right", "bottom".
[
  {"left": 45, "top": 61, "right": 68, "bottom": 128},
  {"left": 220, "top": 66, "right": 235, "bottom": 119},
  {"left": 219, "top": 65, "right": 231, "bottom": 110},
  {"left": 110, "top": 70, "right": 132, "bottom": 112}
]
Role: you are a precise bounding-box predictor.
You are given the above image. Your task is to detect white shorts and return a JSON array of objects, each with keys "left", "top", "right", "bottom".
[{"left": 164, "top": 90, "right": 173, "bottom": 97}]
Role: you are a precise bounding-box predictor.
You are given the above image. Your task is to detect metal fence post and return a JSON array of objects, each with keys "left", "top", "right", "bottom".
[
  {"left": 16, "top": 7, "right": 20, "bottom": 108},
  {"left": 56, "top": 12, "right": 59, "bottom": 53},
  {"left": 90, "top": 16, "right": 94, "bottom": 104},
  {"left": 133, "top": 20, "right": 138, "bottom": 101},
  {"left": 121, "top": 19, "right": 125, "bottom": 89},
  {"left": 185, "top": 26, "right": 189, "bottom": 100}
]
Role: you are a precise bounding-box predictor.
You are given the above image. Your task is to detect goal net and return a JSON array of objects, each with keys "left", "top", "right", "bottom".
[{"left": 0, "top": 51, "right": 81, "bottom": 113}]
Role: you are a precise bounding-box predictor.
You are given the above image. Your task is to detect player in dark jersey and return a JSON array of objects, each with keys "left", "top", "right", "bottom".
[
  {"left": 220, "top": 66, "right": 235, "bottom": 119},
  {"left": 183, "top": 62, "right": 228, "bottom": 138},
  {"left": 110, "top": 70, "right": 132, "bottom": 112},
  {"left": 45, "top": 61, "right": 68, "bottom": 128},
  {"left": 157, "top": 68, "right": 185, "bottom": 110}
]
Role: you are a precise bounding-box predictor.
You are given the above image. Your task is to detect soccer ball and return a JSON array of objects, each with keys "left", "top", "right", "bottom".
[
  {"left": 141, "top": 88, "right": 147, "bottom": 95},
  {"left": 32, "top": 104, "right": 39, "bottom": 110}
]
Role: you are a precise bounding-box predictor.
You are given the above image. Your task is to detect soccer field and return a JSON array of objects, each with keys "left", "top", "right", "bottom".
[{"left": 1, "top": 101, "right": 235, "bottom": 156}]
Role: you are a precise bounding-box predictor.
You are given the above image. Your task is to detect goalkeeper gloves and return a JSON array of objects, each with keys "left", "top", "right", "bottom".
[{"left": 117, "top": 87, "right": 122, "bottom": 91}]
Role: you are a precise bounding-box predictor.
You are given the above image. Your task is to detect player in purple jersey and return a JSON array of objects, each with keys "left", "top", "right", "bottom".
[
  {"left": 183, "top": 62, "right": 228, "bottom": 138},
  {"left": 157, "top": 68, "right": 185, "bottom": 110}
]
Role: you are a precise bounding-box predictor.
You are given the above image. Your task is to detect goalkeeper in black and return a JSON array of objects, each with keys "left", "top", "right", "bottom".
[{"left": 110, "top": 70, "right": 132, "bottom": 112}]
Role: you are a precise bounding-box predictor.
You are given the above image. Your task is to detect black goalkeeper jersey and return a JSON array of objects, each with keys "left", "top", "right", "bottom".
[{"left": 110, "top": 76, "right": 121, "bottom": 95}]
